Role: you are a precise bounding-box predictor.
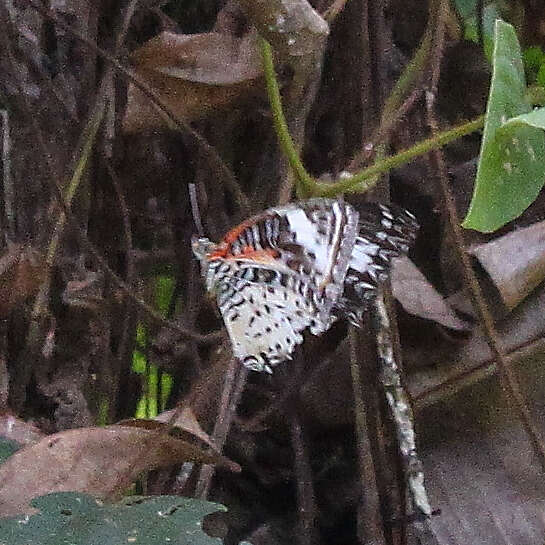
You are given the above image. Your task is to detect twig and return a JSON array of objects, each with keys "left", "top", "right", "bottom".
[
  {"left": 1, "top": 109, "right": 15, "bottom": 240},
  {"left": 290, "top": 404, "right": 318, "bottom": 545},
  {"left": 195, "top": 361, "right": 248, "bottom": 499},
  {"left": 239, "top": 355, "right": 331, "bottom": 432},
  {"left": 425, "top": 0, "right": 545, "bottom": 472},
  {"left": 315, "top": 115, "right": 484, "bottom": 197},
  {"left": 429, "top": 137, "right": 545, "bottom": 472},
  {"left": 349, "top": 328, "right": 388, "bottom": 545},
  {"left": 34, "top": 98, "right": 105, "bottom": 321},
  {"left": 342, "top": 0, "right": 434, "bottom": 195},
  {"left": 372, "top": 292, "right": 432, "bottom": 518},
  {"left": 260, "top": 31, "right": 484, "bottom": 199},
  {"left": 189, "top": 183, "right": 205, "bottom": 237},
  {"left": 380, "top": 8, "right": 434, "bottom": 128},
  {"left": 259, "top": 37, "right": 317, "bottom": 198},
  {"left": 347, "top": 90, "right": 422, "bottom": 172},
  {"left": 106, "top": 160, "right": 136, "bottom": 422},
  {"left": 413, "top": 335, "right": 545, "bottom": 410}
]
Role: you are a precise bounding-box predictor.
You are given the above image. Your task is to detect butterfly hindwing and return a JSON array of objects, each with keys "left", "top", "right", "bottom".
[{"left": 218, "top": 269, "right": 322, "bottom": 372}]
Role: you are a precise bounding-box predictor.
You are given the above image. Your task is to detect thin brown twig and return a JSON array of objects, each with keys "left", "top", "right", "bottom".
[
  {"left": 381, "top": 290, "right": 409, "bottom": 545},
  {"left": 106, "top": 160, "right": 136, "bottom": 423},
  {"left": 349, "top": 328, "right": 388, "bottom": 545},
  {"left": 342, "top": 2, "right": 434, "bottom": 195},
  {"left": 413, "top": 334, "right": 545, "bottom": 409},
  {"left": 195, "top": 361, "right": 248, "bottom": 499},
  {"left": 290, "top": 402, "right": 318, "bottom": 545},
  {"left": 347, "top": 89, "right": 422, "bottom": 172},
  {"left": 84, "top": 235, "right": 224, "bottom": 343},
  {"left": 425, "top": 0, "right": 545, "bottom": 472},
  {"left": 238, "top": 354, "right": 331, "bottom": 432},
  {"left": 1, "top": 109, "right": 15, "bottom": 239}
]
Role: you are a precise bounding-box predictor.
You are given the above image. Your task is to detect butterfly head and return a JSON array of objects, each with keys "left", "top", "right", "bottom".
[
  {"left": 192, "top": 235, "right": 230, "bottom": 294},
  {"left": 191, "top": 236, "right": 216, "bottom": 261}
]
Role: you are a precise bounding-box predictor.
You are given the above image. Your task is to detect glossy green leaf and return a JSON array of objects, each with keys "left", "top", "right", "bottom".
[
  {"left": 462, "top": 20, "right": 545, "bottom": 232},
  {"left": 0, "top": 492, "right": 226, "bottom": 545}
]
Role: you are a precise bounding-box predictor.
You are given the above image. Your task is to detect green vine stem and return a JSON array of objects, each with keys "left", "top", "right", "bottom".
[
  {"left": 259, "top": 37, "right": 316, "bottom": 198},
  {"left": 315, "top": 115, "right": 484, "bottom": 196},
  {"left": 259, "top": 35, "right": 485, "bottom": 199}
]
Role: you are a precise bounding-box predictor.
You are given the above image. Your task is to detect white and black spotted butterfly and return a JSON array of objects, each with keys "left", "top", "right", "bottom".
[{"left": 192, "top": 198, "right": 418, "bottom": 372}]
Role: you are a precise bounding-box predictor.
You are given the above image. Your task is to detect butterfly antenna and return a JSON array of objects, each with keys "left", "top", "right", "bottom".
[{"left": 189, "top": 183, "right": 205, "bottom": 236}]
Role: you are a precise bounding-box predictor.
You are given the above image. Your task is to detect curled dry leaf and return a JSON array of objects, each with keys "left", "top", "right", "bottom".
[
  {"left": 118, "top": 409, "right": 214, "bottom": 449},
  {"left": 123, "top": 30, "right": 262, "bottom": 131},
  {"left": 155, "top": 406, "right": 215, "bottom": 448},
  {"left": 391, "top": 256, "right": 470, "bottom": 331},
  {"left": 0, "top": 424, "right": 239, "bottom": 517},
  {"left": 468, "top": 219, "right": 545, "bottom": 310},
  {"left": 0, "top": 244, "right": 45, "bottom": 318}
]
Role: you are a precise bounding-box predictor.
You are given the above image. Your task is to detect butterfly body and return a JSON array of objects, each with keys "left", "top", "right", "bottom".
[{"left": 193, "top": 199, "right": 417, "bottom": 372}]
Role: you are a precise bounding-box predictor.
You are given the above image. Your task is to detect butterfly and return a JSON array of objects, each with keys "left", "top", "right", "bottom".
[{"left": 192, "top": 198, "right": 418, "bottom": 373}]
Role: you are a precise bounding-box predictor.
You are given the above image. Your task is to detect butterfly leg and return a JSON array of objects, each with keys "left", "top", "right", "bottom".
[{"left": 373, "top": 289, "right": 432, "bottom": 518}]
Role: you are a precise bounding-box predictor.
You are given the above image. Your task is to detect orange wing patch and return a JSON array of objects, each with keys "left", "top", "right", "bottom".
[
  {"left": 208, "top": 244, "right": 279, "bottom": 262},
  {"left": 237, "top": 247, "right": 279, "bottom": 262}
]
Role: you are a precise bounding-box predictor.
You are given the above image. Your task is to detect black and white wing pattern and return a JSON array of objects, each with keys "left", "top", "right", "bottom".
[{"left": 192, "top": 199, "right": 418, "bottom": 371}]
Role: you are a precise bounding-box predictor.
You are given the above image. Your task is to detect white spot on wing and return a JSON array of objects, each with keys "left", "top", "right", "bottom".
[
  {"left": 285, "top": 208, "right": 329, "bottom": 271},
  {"left": 349, "top": 240, "right": 379, "bottom": 273}
]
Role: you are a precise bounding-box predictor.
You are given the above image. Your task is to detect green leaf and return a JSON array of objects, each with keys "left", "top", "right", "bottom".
[
  {"left": 523, "top": 45, "right": 545, "bottom": 83},
  {"left": 155, "top": 274, "right": 175, "bottom": 316},
  {"left": 0, "top": 438, "right": 20, "bottom": 465},
  {"left": 452, "top": 1, "right": 502, "bottom": 61},
  {"left": 537, "top": 64, "right": 545, "bottom": 88},
  {"left": 0, "top": 492, "right": 226, "bottom": 545},
  {"left": 462, "top": 20, "right": 545, "bottom": 232}
]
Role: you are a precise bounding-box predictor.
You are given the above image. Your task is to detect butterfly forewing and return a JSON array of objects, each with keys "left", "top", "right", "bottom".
[
  {"left": 335, "top": 204, "right": 419, "bottom": 324},
  {"left": 217, "top": 200, "right": 359, "bottom": 317}
]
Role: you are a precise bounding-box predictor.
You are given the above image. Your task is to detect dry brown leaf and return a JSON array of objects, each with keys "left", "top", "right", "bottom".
[
  {"left": 468, "top": 220, "right": 545, "bottom": 310},
  {"left": 0, "top": 424, "right": 239, "bottom": 517},
  {"left": 391, "top": 256, "right": 470, "bottom": 331},
  {"left": 123, "top": 30, "right": 262, "bottom": 131},
  {"left": 118, "top": 410, "right": 214, "bottom": 448},
  {"left": 131, "top": 31, "right": 261, "bottom": 84},
  {"left": 155, "top": 407, "right": 214, "bottom": 448},
  {"left": 0, "top": 245, "right": 45, "bottom": 318}
]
